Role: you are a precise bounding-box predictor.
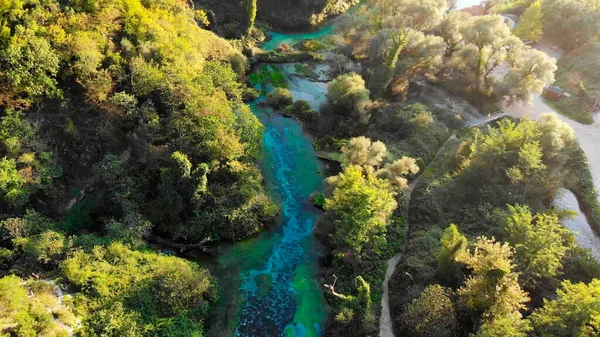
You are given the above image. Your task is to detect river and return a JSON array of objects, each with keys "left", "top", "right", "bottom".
[{"left": 206, "top": 26, "right": 334, "bottom": 337}]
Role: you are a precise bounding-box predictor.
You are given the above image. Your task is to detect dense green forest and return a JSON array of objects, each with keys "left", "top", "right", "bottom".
[{"left": 1, "top": 0, "right": 599, "bottom": 336}]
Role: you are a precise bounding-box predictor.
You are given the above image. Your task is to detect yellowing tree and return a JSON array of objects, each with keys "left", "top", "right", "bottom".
[
  {"left": 514, "top": 1, "right": 544, "bottom": 43},
  {"left": 457, "top": 237, "right": 531, "bottom": 337}
]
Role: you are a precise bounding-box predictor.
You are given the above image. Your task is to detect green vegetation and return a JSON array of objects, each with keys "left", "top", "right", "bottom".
[
  {"left": 336, "top": 0, "right": 556, "bottom": 105},
  {"left": 63, "top": 243, "right": 217, "bottom": 336},
  {"left": 284, "top": 100, "right": 317, "bottom": 122},
  {"left": 542, "top": 0, "right": 600, "bottom": 52},
  {"left": 513, "top": 1, "right": 544, "bottom": 42},
  {"left": 250, "top": 64, "right": 288, "bottom": 89},
  {"left": 401, "top": 285, "right": 456, "bottom": 337},
  {"left": 550, "top": 43, "right": 600, "bottom": 124},
  {"left": 0, "top": 275, "right": 75, "bottom": 336},
  {"left": 246, "top": 0, "right": 258, "bottom": 36},
  {"left": 325, "top": 165, "right": 397, "bottom": 256},
  {"left": 385, "top": 114, "right": 600, "bottom": 337},
  {"left": 0, "top": 0, "right": 277, "bottom": 333},
  {"left": 317, "top": 136, "right": 417, "bottom": 335},
  {"left": 265, "top": 88, "right": 293, "bottom": 109},
  {"left": 531, "top": 279, "right": 600, "bottom": 336},
  {"left": 253, "top": 50, "right": 325, "bottom": 63},
  {"left": 0, "top": 0, "right": 598, "bottom": 335}
]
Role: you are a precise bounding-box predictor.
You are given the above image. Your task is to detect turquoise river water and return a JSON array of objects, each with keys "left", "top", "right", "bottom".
[{"left": 206, "top": 25, "right": 335, "bottom": 337}]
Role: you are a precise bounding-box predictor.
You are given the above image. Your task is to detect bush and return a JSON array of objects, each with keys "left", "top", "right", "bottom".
[
  {"left": 243, "top": 87, "right": 261, "bottom": 101},
  {"left": 283, "top": 100, "right": 316, "bottom": 121},
  {"left": 265, "top": 88, "right": 293, "bottom": 109},
  {"left": 299, "top": 39, "right": 326, "bottom": 51}
]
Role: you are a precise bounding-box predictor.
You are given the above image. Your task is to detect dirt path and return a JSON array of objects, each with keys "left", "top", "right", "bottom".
[{"left": 379, "top": 134, "right": 456, "bottom": 337}]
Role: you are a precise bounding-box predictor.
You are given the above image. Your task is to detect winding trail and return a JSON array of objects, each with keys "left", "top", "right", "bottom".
[{"left": 379, "top": 133, "right": 457, "bottom": 337}]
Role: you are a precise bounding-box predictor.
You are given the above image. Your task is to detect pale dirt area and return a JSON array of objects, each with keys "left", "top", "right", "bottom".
[{"left": 379, "top": 252, "right": 403, "bottom": 337}]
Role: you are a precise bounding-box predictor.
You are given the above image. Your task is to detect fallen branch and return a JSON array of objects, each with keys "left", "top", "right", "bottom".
[
  {"left": 324, "top": 275, "right": 351, "bottom": 300},
  {"left": 148, "top": 235, "right": 212, "bottom": 253}
]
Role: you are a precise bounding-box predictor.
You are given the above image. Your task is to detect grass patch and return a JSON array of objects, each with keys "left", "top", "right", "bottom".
[{"left": 544, "top": 97, "right": 594, "bottom": 124}]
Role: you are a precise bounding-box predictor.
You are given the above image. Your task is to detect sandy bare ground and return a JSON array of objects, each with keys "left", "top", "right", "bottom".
[{"left": 379, "top": 251, "right": 404, "bottom": 337}]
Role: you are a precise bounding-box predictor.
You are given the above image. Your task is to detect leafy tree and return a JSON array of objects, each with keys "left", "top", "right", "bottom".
[
  {"left": 505, "top": 140, "right": 546, "bottom": 201},
  {"left": 480, "top": 0, "right": 507, "bottom": 14},
  {"left": 355, "top": 276, "right": 375, "bottom": 330},
  {"left": 474, "top": 311, "right": 532, "bottom": 337},
  {"left": 265, "top": 88, "right": 293, "bottom": 109},
  {"left": 325, "top": 165, "right": 397, "bottom": 255},
  {"left": 0, "top": 108, "right": 34, "bottom": 156},
  {"left": 20, "top": 230, "right": 66, "bottom": 265},
  {"left": 542, "top": 0, "right": 600, "bottom": 51},
  {"left": 375, "top": 157, "right": 419, "bottom": 190},
  {"left": 401, "top": 284, "right": 457, "bottom": 337},
  {"left": 83, "top": 301, "right": 144, "bottom": 337},
  {"left": 322, "top": 72, "right": 372, "bottom": 136},
  {"left": 514, "top": 1, "right": 544, "bottom": 42},
  {"left": 451, "top": 15, "right": 519, "bottom": 95},
  {"left": 62, "top": 242, "right": 217, "bottom": 335},
  {"left": 505, "top": 48, "right": 556, "bottom": 103},
  {"left": 386, "top": 31, "right": 445, "bottom": 97},
  {"left": 340, "top": 136, "right": 387, "bottom": 173},
  {"left": 531, "top": 279, "right": 600, "bottom": 336},
  {"left": 535, "top": 113, "right": 577, "bottom": 166},
  {"left": 246, "top": 0, "right": 257, "bottom": 36},
  {"left": 372, "top": 0, "right": 446, "bottom": 32},
  {"left": 437, "top": 224, "right": 467, "bottom": 285},
  {"left": 437, "top": 10, "right": 469, "bottom": 56},
  {"left": 500, "top": 204, "right": 573, "bottom": 282},
  {"left": 0, "top": 157, "right": 29, "bottom": 208},
  {"left": 458, "top": 118, "right": 567, "bottom": 204},
  {"left": 0, "top": 28, "right": 60, "bottom": 106},
  {"left": 456, "top": 237, "right": 529, "bottom": 318}
]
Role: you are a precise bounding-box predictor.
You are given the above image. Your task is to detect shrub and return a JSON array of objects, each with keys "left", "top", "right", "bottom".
[
  {"left": 265, "top": 88, "right": 293, "bottom": 109},
  {"left": 243, "top": 87, "right": 261, "bottom": 101},
  {"left": 283, "top": 100, "right": 316, "bottom": 121}
]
